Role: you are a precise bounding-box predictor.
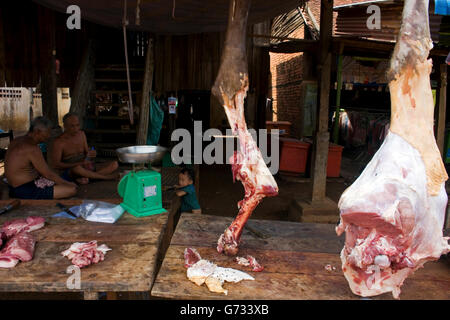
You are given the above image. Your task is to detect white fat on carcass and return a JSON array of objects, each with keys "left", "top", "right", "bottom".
[
  {"left": 338, "top": 132, "right": 450, "bottom": 299},
  {"left": 187, "top": 259, "right": 254, "bottom": 295}
]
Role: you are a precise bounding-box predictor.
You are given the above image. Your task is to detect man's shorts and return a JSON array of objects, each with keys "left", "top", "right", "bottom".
[
  {"left": 9, "top": 180, "right": 54, "bottom": 199},
  {"left": 61, "top": 169, "right": 73, "bottom": 182}
]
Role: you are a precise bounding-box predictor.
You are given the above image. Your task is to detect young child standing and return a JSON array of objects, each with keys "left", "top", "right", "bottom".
[{"left": 175, "top": 167, "right": 201, "bottom": 214}]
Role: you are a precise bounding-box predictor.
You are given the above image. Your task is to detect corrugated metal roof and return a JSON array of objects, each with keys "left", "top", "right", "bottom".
[
  {"left": 334, "top": 0, "right": 399, "bottom": 11},
  {"left": 270, "top": 8, "right": 305, "bottom": 45},
  {"left": 33, "top": 0, "right": 308, "bottom": 35},
  {"left": 334, "top": 1, "right": 443, "bottom": 43}
]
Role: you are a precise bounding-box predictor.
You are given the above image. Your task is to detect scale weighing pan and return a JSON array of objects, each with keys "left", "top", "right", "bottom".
[
  {"left": 116, "top": 145, "right": 168, "bottom": 165},
  {"left": 116, "top": 145, "right": 169, "bottom": 217}
]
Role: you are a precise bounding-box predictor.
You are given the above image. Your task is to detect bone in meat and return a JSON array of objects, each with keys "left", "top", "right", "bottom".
[
  {"left": 212, "top": 0, "right": 278, "bottom": 256},
  {"left": 336, "top": 0, "right": 450, "bottom": 299}
]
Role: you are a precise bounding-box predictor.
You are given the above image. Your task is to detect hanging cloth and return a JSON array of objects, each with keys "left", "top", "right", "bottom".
[{"left": 146, "top": 94, "right": 164, "bottom": 145}]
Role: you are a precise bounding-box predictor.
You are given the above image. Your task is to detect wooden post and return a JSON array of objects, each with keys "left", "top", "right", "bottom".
[
  {"left": 437, "top": 63, "right": 447, "bottom": 157},
  {"left": 332, "top": 43, "right": 344, "bottom": 144},
  {"left": 137, "top": 36, "right": 154, "bottom": 145},
  {"left": 38, "top": 7, "right": 58, "bottom": 126},
  {"left": 70, "top": 39, "right": 96, "bottom": 119},
  {"left": 83, "top": 291, "right": 99, "bottom": 300},
  {"left": 311, "top": 0, "right": 333, "bottom": 203}
]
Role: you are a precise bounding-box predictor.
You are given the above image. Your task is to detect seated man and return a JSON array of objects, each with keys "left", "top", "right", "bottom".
[
  {"left": 48, "top": 112, "right": 119, "bottom": 184},
  {"left": 5, "top": 117, "right": 77, "bottom": 199}
]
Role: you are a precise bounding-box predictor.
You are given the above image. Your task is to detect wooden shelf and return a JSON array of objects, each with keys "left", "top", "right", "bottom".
[
  {"left": 93, "top": 90, "right": 140, "bottom": 94},
  {"left": 95, "top": 78, "right": 143, "bottom": 83},
  {"left": 85, "top": 115, "right": 132, "bottom": 120},
  {"left": 96, "top": 65, "right": 144, "bottom": 72},
  {"left": 85, "top": 129, "right": 137, "bottom": 134}
]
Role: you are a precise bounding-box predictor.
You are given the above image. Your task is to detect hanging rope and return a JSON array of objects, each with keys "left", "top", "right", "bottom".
[
  {"left": 123, "top": 0, "right": 134, "bottom": 125},
  {"left": 172, "top": 0, "right": 176, "bottom": 19},
  {"left": 136, "top": 0, "right": 141, "bottom": 26}
]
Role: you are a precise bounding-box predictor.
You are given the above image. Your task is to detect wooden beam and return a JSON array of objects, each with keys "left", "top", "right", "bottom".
[
  {"left": 0, "top": 6, "right": 5, "bottom": 86},
  {"left": 437, "top": 63, "right": 447, "bottom": 157},
  {"left": 38, "top": 7, "right": 58, "bottom": 126},
  {"left": 136, "top": 36, "right": 154, "bottom": 145},
  {"left": 332, "top": 43, "right": 344, "bottom": 144},
  {"left": 269, "top": 39, "right": 318, "bottom": 53},
  {"left": 70, "top": 39, "right": 95, "bottom": 119},
  {"left": 311, "top": 0, "right": 333, "bottom": 203}
]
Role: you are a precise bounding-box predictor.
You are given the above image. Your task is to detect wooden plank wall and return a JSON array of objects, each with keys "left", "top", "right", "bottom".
[
  {"left": 0, "top": 0, "right": 90, "bottom": 88},
  {"left": 153, "top": 30, "right": 269, "bottom": 129}
]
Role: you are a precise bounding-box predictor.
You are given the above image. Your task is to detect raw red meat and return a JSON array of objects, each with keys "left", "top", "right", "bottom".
[
  {"left": 184, "top": 247, "right": 201, "bottom": 268},
  {"left": 2, "top": 216, "right": 45, "bottom": 238},
  {"left": 61, "top": 241, "right": 111, "bottom": 268},
  {"left": 0, "top": 232, "right": 35, "bottom": 262},
  {"left": 336, "top": 0, "right": 450, "bottom": 299},
  {"left": 212, "top": 0, "right": 278, "bottom": 256},
  {"left": 0, "top": 231, "right": 6, "bottom": 248},
  {"left": 235, "top": 255, "right": 264, "bottom": 272},
  {"left": 0, "top": 216, "right": 44, "bottom": 268}
]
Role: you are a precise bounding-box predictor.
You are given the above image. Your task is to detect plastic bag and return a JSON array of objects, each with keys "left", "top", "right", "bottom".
[{"left": 76, "top": 200, "right": 125, "bottom": 223}]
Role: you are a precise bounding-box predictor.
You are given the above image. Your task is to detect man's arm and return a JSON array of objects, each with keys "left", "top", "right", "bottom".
[
  {"left": 83, "top": 132, "right": 96, "bottom": 158},
  {"left": 30, "top": 146, "right": 77, "bottom": 186},
  {"left": 49, "top": 139, "right": 85, "bottom": 170}
]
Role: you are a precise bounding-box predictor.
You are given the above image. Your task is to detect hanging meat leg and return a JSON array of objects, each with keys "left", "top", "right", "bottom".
[
  {"left": 212, "top": 0, "right": 278, "bottom": 256},
  {"left": 336, "top": 0, "right": 450, "bottom": 298}
]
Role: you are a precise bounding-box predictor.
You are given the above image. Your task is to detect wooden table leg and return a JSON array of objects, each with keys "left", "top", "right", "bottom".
[
  {"left": 106, "top": 292, "right": 118, "bottom": 300},
  {"left": 84, "top": 291, "right": 99, "bottom": 300}
]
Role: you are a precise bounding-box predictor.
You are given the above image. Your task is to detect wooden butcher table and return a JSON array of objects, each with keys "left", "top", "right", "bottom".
[
  {"left": 152, "top": 213, "right": 450, "bottom": 300},
  {"left": 0, "top": 196, "right": 180, "bottom": 300}
]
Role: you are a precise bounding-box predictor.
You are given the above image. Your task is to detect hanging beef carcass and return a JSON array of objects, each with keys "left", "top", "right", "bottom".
[
  {"left": 336, "top": 0, "right": 450, "bottom": 298},
  {"left": 212, "top": 0, "right": 278, "bottom": 256}
]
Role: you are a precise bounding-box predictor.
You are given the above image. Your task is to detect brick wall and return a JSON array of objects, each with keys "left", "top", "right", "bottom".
[
  {"left": 269, "top": 28, "right": 305, "bottom": 138},
  {"left": 269, "top": 0, "right": 362, "bottom": 138}
]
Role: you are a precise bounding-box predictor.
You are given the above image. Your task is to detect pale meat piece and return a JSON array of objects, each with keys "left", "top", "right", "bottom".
[
  {"left": 336, "top": 0, "right": 450, "bottom": 299},
  {"left": 184, "top": 247, "right": 254, "bottom": 295},
  {"left": 62, "top": 241, "right": 111, "bottom": 268},
  {"left": 0, "top": 256, "right": 19, "bottom": 268},
  {"left": 212, "top": 0, "right": 278, "bottom": 256}
]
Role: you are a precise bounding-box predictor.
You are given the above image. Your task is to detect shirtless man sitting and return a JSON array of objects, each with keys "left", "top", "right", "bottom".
[
  {"left": 48, "top": 112, "right": 119, "bottom": 184},
  {"left": 5, "top": 117, "right": 77, "bottom": 199}
]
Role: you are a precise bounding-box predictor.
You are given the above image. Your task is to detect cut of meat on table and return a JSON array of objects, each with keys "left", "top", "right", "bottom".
[
  {"left": 235, "top": 255, "right": 264, "bottom": 272},
  {"left": 61, "top": 241, "right": 111, "bottom": 268},
  {"left": 0, "top": 231, "right": 6, "bottom": 248},
  {"left": 212, "top": 0, "right": 278, "bottom": 257},
  {"left": 184, "top": 247, "right": 202, "bottom": 268},
  {"left": 184, "top": 247, "right": 254, "bottom": 295},
  {"left": 0, "top": 232, "right": 35, "bottom": 262},
  {"left": 0, "top": 216, "right": 45, "bottom": 268},
  {"left": 0, "top": 256, "right": 19, "bottom": 268},
  {"left": 336, "top": 0, "right": 450, "bottom": 299},
  {"left": 1, "top": 216, "right": 45, "bottom": 238}
]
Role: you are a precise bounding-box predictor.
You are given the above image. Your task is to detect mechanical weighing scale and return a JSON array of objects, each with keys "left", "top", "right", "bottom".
[{"left": 116, "top": 145, "right": 169, "bottom": 217}]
